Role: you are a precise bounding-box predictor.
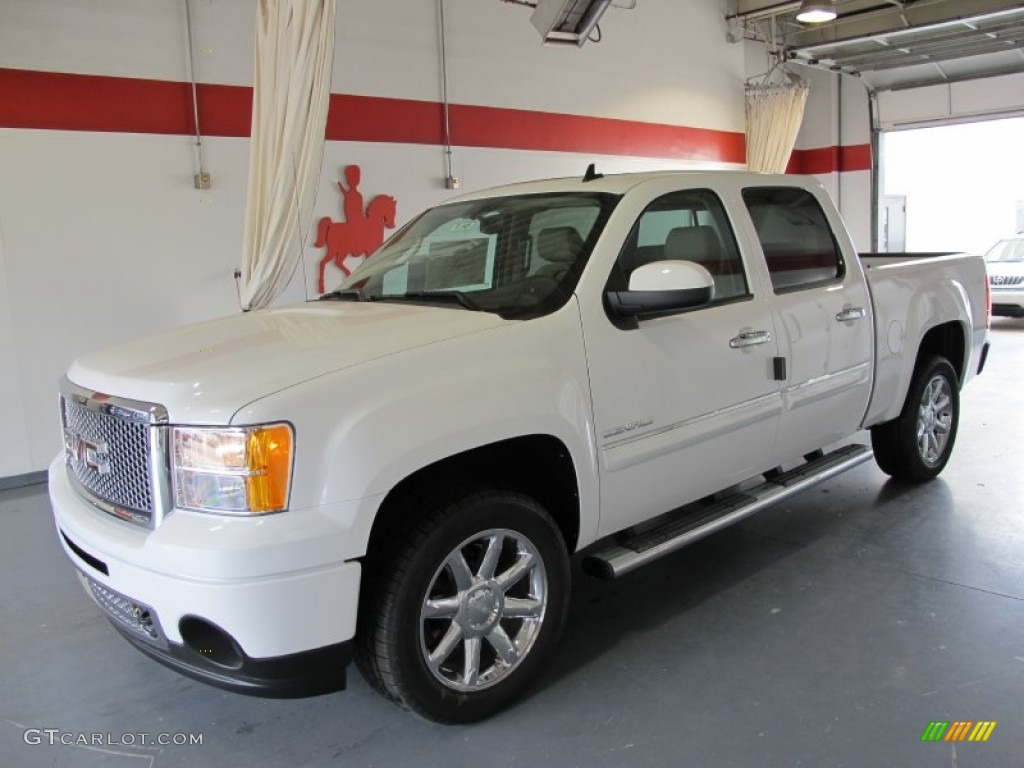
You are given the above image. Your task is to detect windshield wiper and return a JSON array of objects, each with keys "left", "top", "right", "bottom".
[
  {"left": 319, "top": 289, "right": 374, "bottom": 302},
  {"left": 378, "top": 291, "right": 484, "bottom": 312}
]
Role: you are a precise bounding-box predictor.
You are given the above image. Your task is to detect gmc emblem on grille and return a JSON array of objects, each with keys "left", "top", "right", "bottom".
[{"left": 64, "top": 430, "right": 111, "bottom": 475}]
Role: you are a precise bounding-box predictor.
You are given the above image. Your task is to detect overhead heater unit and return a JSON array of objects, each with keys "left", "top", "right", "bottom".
[{"left": 531, "top": 0, "right": 614, "bottom": 47}]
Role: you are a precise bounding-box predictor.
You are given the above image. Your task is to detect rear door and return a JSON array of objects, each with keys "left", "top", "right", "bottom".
[{"left": 740, "top": 185, "right": 873, "bottom": 461}]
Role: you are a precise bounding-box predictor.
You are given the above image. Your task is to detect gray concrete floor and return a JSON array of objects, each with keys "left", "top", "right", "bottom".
[{"left": 3, "top": 320, "right": 1023, "bottom": 768}]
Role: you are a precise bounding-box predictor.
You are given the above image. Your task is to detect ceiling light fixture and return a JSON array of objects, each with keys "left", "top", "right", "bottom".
[
  {"left": 795, "top": 1, "right": 837, "bottom": 23},
  {"left": 531, "top": 0, "right": 615, "bottom": 47}
]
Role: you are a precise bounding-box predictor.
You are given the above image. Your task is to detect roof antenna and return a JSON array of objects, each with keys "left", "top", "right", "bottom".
[{"left": 583, "top": 163, "right": 603, "bottom": 182}]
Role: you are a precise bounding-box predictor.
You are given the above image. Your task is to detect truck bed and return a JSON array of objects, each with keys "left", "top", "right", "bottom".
[{"left": 859, "top": 251, "right": 989, "bottom": 428}]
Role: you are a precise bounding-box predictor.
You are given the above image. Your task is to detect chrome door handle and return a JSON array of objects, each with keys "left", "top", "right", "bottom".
[
  {"left": 730, "top": 330, "right": 772, "bottom": 349},
  {"left": 836, "top": 307, "right": 866, "bottom": 322}
]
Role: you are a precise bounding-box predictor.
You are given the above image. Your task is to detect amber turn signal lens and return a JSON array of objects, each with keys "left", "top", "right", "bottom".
[{"left": 245, "top": 425, "right": 293, "bottom": 514}]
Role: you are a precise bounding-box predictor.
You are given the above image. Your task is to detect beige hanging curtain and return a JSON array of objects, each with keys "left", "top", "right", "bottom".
[
  {"left": 745, "top": 74, "right": 809, "bottom": 174},
  {"left": 239, "top": 0, "right": 337, "bottom": 310}
]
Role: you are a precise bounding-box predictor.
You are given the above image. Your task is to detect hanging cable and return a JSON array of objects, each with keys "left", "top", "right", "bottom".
[
  {"left": 439, "top": 0, "right": 456, "bottom": 187},
  {"left": 184, "top": 0, "right": 208, "bottom": 187}
]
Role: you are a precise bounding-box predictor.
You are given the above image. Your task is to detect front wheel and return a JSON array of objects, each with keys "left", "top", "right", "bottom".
[
  {"left": 871, "top": 355, "right": 960, "bottom": 482},
  {"left": 355, "top": 489, "right": 570, "bottom": 723}
]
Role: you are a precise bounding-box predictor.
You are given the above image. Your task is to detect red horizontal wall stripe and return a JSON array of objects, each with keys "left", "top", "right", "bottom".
[
  {"left": 0, "top": 68, "right": 253, "bottom": 137},
  {"left": 839, "top": 143, "right": 871, "bottom": 172},
  {"left": 787, "top": 143, "right": 871, "bottom": 174},
  {"left": 324, "top": 95, "right": 746, "bottom": 162},
  {"left": 1, "top": 67, "right": 743, "bottom": 162},
  {"left": 0, "top": 68, "right": 195, "bottom": 135},
  {"left": 0, "top": 68, "right": 868, "bottom": 171},
  {"left": 325, "top": 93, "right": 445, "bottom": 145},
  {"left": 448, "top": 103, "right": 746, "bottom": 162},
  {"left": 801, "top": 146, "right": 839, "bottom": 175},
  {"left": 195, "top": 82, "right": 252, "bottom": 137}
]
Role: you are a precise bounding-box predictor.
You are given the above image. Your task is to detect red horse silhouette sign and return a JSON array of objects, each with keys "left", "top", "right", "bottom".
[{"left": 316, "top": 165, "right": 397, "bottom": 293}]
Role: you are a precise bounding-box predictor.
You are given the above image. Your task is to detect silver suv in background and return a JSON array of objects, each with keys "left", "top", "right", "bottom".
[{"left": 986, "top": 235, "right": 1024, "bottom": 317}]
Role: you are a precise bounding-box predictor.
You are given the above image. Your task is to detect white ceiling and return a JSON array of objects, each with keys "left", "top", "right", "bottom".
[{"left": 731, "top": 0, "right": 1024, "bottom": 91}]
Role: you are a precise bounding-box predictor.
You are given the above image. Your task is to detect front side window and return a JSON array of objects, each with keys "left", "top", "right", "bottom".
[
  {"left": 329, "top": 192, "right": 619, "bottom": 320},
  {"left": 742, "top": 187, "right": 843, "bottom": 292},
  {"left": 614, "top": 189, "right": 749, "bottom": 303}
]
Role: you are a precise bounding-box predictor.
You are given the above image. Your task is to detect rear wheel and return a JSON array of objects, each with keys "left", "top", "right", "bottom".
[
  {"left": 871, "top": 355, "right": 960, "bottom": 482},
  {"left": 355, "top": 488, "right": 570, "bottom": 723}
]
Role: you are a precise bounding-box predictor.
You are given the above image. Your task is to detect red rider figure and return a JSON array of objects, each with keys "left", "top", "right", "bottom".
[{"left": 341, "top": 165, "right": 364, "bottom": 224}]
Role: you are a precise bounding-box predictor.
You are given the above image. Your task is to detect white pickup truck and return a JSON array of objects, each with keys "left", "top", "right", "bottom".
[{"left": 50, "top": 171, "right": 990, "bottom": 722}]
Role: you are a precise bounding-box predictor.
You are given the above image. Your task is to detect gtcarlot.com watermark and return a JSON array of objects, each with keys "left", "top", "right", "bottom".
[{"left": 23, "top": 728, "right": 203, "bottom": 747}]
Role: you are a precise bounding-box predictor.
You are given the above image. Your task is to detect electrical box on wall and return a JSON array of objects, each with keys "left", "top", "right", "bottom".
[{"left": 194, "top": 172, "right": 211, "bottom": 190}]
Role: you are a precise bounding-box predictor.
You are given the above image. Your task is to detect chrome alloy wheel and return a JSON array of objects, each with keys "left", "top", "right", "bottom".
[
  {"left": 916, "top": 374, "right": 954, "bottom": 466},
  {"left": 419, "top": 528, "right": 547, "bottom": 693}
]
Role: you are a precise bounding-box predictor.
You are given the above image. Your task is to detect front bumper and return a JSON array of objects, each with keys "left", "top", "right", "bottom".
[
  {"left": 115, "top": 613, "right": 352, "bottom": 698},
  {"left": 991, "top": 285, "right": 1024, "bottom": 316},
  {"left": 49, "top": 457, "right": 361, "bottom": 697}
]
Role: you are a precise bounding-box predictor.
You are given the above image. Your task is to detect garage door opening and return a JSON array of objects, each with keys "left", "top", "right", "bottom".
[{"left": 878, "top": 116, "right": 1024, "bottom": 256}]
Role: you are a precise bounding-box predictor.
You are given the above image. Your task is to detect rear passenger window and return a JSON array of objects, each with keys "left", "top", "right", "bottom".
[
  {"left": 742, "top": 187, "right": 843, "bottom": 292},
  {"left": 618, "top": 189, "right": 749, "bottom": 303}
]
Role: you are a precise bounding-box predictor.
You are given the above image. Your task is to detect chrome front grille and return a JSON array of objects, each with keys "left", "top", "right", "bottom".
[
  {"left": 990, "top": 274, "right": 1024, "bottom": 287},
  {"left": 59, "top": 378, "right": 170, "bottom": 528},
  {"left": 62, "top": 397, "right": 152, "bottom": 516},
  {"left": 81, "top": 573, "right": 163, "bottom": 644}
]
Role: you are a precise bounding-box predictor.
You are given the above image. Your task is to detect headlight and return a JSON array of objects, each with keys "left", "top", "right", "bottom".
[{"left": 172, "top": 424, "right": 293, "bottom": 514}]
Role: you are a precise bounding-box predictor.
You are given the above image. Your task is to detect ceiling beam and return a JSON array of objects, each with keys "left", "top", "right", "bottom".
[
  {"left": 732, "top": 0, "right": 800, "bottom": 19},
  {"left": 784, "top": 0, "right": 1024, "bottom": 49},
  {"left": 871, "top": 61, "right": 1024, "bottom": 90},
  {"left": 799, "top": 20, "right": 1024, "bottom": 66},
  {"left": 849, "top": 38, "right": 1024, "bottom": 70}
]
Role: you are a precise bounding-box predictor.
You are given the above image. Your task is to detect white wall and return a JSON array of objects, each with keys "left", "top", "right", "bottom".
[
  {"left": 0, "top": 130, "right": 256, "bottom": 478},
  {"left": 792, "top": 64, "right": 874, "bottom": 251},
  {"left": 0, "top": 222, "right": 33, "bottom": 477},
  {"left": 0, "top": 0, "right": 749, "bottom": 476},
  {"left": 1, "top": 0, "right": 253, "bottom": 85},
  {"left": 836, "top": 75, "right": 873, "bottom": 253}
]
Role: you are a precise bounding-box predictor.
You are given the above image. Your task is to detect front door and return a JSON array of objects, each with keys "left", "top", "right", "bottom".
[{"left": 581, "top": 188, "right": 783, "bottom": 537}]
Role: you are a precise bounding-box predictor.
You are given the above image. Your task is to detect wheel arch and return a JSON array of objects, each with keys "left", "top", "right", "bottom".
[
  {"left": 916, "top": 320, "right": 967, "bottom": 385},
  {"left": 365, "top": 434, "right": 582, "bottom": 562}
]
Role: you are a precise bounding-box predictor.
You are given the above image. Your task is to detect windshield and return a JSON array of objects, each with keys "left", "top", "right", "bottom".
[
  {"left": 984, "top": 238, "right": 1024, "bottom": 263},
  {"left": 327, "top": 192, "right": 620, "bottom": 319}
]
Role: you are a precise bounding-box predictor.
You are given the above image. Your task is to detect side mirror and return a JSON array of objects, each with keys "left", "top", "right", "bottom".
[{"left": 606, "top": 260, "right": 715, "bottom": 318}]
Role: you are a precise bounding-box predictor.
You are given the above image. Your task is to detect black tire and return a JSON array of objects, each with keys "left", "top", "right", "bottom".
[
  {"left": 871, "top": 355, "right": 960, "bottom": 482},
  {"left": 355, "top": 488, "right": 571, "bottom": 723}
]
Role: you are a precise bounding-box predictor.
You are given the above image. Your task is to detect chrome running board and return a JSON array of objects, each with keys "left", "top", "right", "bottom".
[{"left": 582, "top": 444, "right": 873, "bottom": 579}]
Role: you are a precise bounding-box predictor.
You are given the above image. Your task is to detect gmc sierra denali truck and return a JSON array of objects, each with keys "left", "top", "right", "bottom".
[{"left": 50, "top": 171, "right": 990, "bottom": 722}]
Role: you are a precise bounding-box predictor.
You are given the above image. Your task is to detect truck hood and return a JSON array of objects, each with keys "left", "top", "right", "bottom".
[
  {"left": 68, "top": 301, "right": 507, "bottom": 423},
  {"left": 987, "top": 260, "right": 1024, "bottom": 278}
]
